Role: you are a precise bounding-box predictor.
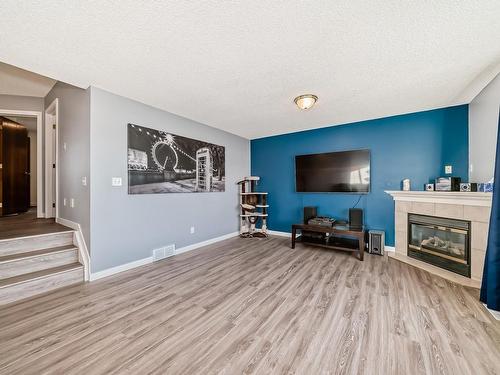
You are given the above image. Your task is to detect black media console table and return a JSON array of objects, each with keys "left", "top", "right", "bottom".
[{"left": 291, "top": 223, "right": 365, "bottom": 261}]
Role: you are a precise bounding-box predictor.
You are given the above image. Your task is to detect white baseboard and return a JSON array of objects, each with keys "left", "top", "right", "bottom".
[
  {"left": 90, "top": 231, "right": 239, "bottom": 281},
  {"left": 175, "top": 231, "right": 239, "bottom": 254},
  {"left": 56, "top": 217, "right": 91, "bottom": 282},
  {"left": 56, "top": 217, "right": 79, "bottom": 230},
  {"left": 483, "top": 304, "right": 500, "bottom": 320},
  {"left": 267, "top": 230, "right": 291, "bottom": 237},
  {"left": 90, "top": 256, "right": 153, "bottom": 281}
]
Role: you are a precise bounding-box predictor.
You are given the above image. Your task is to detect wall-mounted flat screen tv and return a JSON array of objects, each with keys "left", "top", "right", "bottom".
[{"left": 295, "top": 149, "right": 370, "bottom": 193}]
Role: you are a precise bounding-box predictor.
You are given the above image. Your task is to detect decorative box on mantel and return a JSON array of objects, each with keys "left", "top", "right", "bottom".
[{"left": 385, "top": 191, "right": 493, "bottom": 288}]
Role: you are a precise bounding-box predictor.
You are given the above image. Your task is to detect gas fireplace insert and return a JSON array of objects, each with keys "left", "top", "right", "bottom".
[{"left": 407, "top": 214, "right": 471, "bottom": 277}]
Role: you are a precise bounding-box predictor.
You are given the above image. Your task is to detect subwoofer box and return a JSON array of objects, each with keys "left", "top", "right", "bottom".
[{"left": 368, "top": 230, "right": 385, "bottom": 255}]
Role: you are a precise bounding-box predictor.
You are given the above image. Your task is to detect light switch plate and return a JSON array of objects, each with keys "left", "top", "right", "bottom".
[
  {"left": 82, "top": 176, "right": 87, "bottom": 186},
  {"left": 445, "top": 165, "right": 452, "bottom": 174},
  {"left": 70, "top": 198, "right": 75, "bottom": 208},
  {"left": 112, "top": 177, "right": 122, "bottom": 186},
  {"left": 63, "top": 198, "right": 67, "bottom": 206}
]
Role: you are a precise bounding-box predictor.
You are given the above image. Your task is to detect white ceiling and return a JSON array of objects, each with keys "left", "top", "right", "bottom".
[
  {"left": 0, "top": 61, "right": 56, "bottom": 97},
  {"left": 0, "top": 1, "right": 499, "bottom": 139}
]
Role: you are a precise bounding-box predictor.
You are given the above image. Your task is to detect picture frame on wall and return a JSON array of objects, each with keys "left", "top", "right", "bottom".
[{"left": 127, "top": 123, "right": 225, "bottom": 194}]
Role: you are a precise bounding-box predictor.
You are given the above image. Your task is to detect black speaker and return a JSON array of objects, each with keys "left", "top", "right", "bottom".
[
  {"left": 349, "top": 208, "right": 363, "bottom": 229},
  {"left": 304, "top": 206, "right": 317, "bottom": 224},
  {"left": 368, "top": 230, "right": 385, "bottom": 255}
]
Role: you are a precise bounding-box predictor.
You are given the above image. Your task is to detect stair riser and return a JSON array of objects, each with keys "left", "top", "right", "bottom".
[
  {"left": 0, "top": 249, "right": 78, "bottom": 280},
  {"left": 0, "top": 267, "right": 83, "bottom": 305},
  {"left": 0, "top": 232, "right": 74, "bottom": 256}
]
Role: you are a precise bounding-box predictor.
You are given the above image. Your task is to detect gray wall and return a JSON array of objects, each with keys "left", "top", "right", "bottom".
[
  {"left": 469, "top": 73, "right": 500, "bottom": 182},
  {"left": 89, "top": 87, "right": 249, "bottom": 272},
  {"left": 0, "top": 94, "right": 44, "bottom": 112},
  {"left": 45, "top": 83, "right": 91, "bottom": 245}
]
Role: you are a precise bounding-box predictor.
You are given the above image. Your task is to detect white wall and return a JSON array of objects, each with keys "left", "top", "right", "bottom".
[
  {"left": 89, "top": 87, "right": 250, "bottom": 272},
  {"left": 45, "top": 83, "right": 91, "bottom": 244},
  {"left": 469, "top": 73, "right": 500, "bottom": 182}
]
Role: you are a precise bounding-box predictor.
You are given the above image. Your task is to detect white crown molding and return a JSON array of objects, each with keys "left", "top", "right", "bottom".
[{"left": 385, "top": 190, "right": 492, "bottom": 207}]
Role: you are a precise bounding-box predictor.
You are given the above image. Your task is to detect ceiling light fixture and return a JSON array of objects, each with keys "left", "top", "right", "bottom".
[{"left": 294, "top": 94, "right": 318, "bottom": 110}]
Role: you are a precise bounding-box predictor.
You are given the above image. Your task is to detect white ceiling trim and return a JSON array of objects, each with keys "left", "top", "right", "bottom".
[{"left": 452, "top": 61, "right": 500, "bottom": 104}]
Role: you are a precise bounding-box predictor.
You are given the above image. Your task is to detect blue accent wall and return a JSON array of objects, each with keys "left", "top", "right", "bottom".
[{"left": 251, "top": 105, "right": 469, "bottom": 246}]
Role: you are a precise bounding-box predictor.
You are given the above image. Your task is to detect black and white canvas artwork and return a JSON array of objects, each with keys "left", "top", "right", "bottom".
[{"left": 127, "top": 124, "right": 225, "bottom": 194}]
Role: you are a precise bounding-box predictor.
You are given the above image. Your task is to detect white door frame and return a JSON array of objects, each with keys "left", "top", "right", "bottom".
[
  {"left": 45, "top": 98, "right": 59, "bottom": 219},
  {"left": 0, "top": 109, "right": 44, "bottom": 218}
]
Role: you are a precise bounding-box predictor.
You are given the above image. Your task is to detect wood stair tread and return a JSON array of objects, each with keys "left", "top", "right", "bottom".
[
  {"left": 0, "top": 230, "right": 74, "bottom": 243},
  {"left": 0, "top": 263, "right": 83, "bottom": 288},
  {"left": 0, "top": 245, "right": 77, "bottom": 263}
]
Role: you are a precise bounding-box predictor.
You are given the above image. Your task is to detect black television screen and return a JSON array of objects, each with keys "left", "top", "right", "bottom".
[{"left": 295, "top": 149, "right": 370, "bottom": 193}]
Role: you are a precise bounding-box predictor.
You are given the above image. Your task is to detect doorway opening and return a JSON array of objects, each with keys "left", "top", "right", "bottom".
[
  {"left": 45, "top": 98, "right": 58, "bottom": 219},
  {"left": 0, "top": 110, "right": 43, "bottom": 218}
]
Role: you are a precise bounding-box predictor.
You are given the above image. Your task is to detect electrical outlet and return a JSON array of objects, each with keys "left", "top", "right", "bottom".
[
  {"left": 82, "top": 176, "right": 87, "bottom": 186},
  {"left": 70, "top": 198, "right": 75, "bottom": 208},
  {"left": 63, "top": 198, "right": 67, "bottom": 206},
  {"left": 445, "top": 165, "right": 452, "bottom": 174},
  {"left": 63, "top": 142, "right": 67, "bottom": 151},
  {"left": 190, "top": 226, "right": 195, "bottom": 234},
  {"left": 112, "top": 177, "right": 122, "bottom": 186}
]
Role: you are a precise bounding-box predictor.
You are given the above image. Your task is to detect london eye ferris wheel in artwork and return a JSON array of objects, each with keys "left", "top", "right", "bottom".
[
  {"left": 151, "top": 133, "right": 182, "bottom": 172},
  {"left": 127, "top": 124, "right": 225, "bottom": 194}
]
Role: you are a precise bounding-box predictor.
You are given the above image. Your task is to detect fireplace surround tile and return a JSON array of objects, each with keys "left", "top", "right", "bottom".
[
  {"left": 464, "top": 205, "right": 491, "bottom": 223},
  {"left": 386, "top": 191, "right": 492, "bottom": 285},
  {"left": 435, "top": 203, "right": 464, "bottom": 219},
  {"left": 396, "top": 201, "right": 411, "bottom": 213},
  {"left": 411, "top": 202, "right": 435, "bottom": 215},
  {"left": 395, "top": 230, "right": 407, "bottom": 253},
  {"left": 472, "top": 221, "right": 489, "bottom": 250},
  {"left": 471, "top": 248, "right": 486, "bottom": 280},
  {"left": 395, "top": 211, "right": 407, "bottom": 231}
]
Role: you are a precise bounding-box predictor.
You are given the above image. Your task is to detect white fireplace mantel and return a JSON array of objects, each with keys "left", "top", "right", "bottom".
[{"left": 385, "top": 190, "right": 492, "bottom": 207}]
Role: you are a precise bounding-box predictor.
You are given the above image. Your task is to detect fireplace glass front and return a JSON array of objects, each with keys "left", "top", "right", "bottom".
[{"left": 408, "top": 214, "right": 470, "bottom": 277}]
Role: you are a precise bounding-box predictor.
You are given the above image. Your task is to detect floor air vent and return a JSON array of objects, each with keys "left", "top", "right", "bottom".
[{"left": 153, "top": 244, "right": 175, "bottom": 261}]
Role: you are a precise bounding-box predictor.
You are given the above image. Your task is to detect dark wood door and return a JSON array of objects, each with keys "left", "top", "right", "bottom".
[{"left": 1, "top": 117, "right": 29, "bottom": 215}]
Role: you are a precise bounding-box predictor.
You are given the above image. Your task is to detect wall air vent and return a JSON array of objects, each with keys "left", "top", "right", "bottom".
[{"left": 153, "top": 244, "right": 176, "bottom": 261}]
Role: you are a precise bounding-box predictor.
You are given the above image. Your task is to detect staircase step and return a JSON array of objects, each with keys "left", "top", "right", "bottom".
[
  {"left": 0, "top": 231, "right": 74, "bottom": 257},
  {"left": 0, "top": 263, "right": 83, "bottom": 305},
  {"left": 0, "top": 245, "right": 78, "bottom": 279}
]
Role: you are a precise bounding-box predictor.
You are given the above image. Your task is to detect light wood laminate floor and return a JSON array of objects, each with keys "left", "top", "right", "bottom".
[
  {"left": 0, "top": 236, "right": 499, "bottom": 374},
  {"left": 0, "top": 210, "right": 70, "bottom": 240}
]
